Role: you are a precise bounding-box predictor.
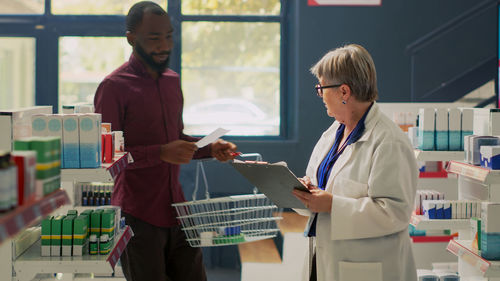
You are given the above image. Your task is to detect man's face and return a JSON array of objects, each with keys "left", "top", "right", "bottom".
[{"left": 128, "top": 11, "right": 173, "bottom": 73}]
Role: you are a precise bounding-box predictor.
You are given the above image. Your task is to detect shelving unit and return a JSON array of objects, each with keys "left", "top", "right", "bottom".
[
  {"left": 5, "top": 152, "right": 133, "bottom": 280},
  {"left": 447, "top": 240, "right": 500, "bottom": 278},
  {"left": 446, "top": 161, "right": 500, "bottom": 280},
  {"left": 414, "top": 150, "right": 465, "bottom": 162},
  {"left": 60, "top": 152, "right": 131, "bottom": 183},
  {"left": 13, "top": 225, "right": 133, "bottom": 281},
  {"left": 410, "top": 215, "right": 470, "bottom": 231},
  {"left": 411, "top": 150, "right": 464, "bottom": 269},
  {"left": 447, "top": 161, "right": 500, "bottom": 185},
  {"left": 0, "top": 189, "right": 70, "bottom": 245}
]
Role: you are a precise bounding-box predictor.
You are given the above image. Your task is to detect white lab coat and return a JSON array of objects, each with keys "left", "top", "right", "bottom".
[{"left": 297, "top": 102, "right": 418, "bottom": 281}]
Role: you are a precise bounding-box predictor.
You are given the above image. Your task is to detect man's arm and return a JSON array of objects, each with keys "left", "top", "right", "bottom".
[{"left": 94, "top": 79, "right": 164, "bottom": 169}]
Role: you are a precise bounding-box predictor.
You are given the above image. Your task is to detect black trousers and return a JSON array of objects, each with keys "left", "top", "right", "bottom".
[
  {"left": 120, "top": 212, "right": 207, "bottom": 281},
  {"left": 309, "top": 253, "right": 317, "bottom": 281}
]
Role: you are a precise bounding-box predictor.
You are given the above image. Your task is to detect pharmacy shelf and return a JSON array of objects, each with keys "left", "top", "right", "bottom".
[
  {"left": 0, "top": 189, "right": 70, "bottom": 246},
  {"left": 414, "top": 150, "right": 465, "bottom": 162},
  {"left": 61, "top": 152, "right": 131, "bottom": 183},
  {"left": 410, "top": 215, "right": 470, "bottom": 230},
  {"left": 13, "top": 225, "right": 133, "bottom": 281},
  {"left": 447, "top": 239, "right": 500, "bottom": 277},
  {"left": 447, "top": 161, "right": 500, "bottom": 184}
]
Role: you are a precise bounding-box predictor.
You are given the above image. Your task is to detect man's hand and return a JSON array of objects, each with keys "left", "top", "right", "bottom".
[
  {"left": 160, "top": 140, "right": 198, "bottom": 164},
  {"left": 211, "top": 139, "right": 237, "bottom": 162}
]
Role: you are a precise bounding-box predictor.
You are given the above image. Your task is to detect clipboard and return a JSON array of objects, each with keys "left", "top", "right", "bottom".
[{"left": 230, "top": 160, "right": 310, "bottom": 209}]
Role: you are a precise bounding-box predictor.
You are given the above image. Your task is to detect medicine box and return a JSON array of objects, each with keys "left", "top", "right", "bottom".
[
  {"left": 63, "top": 115, "right": 80, "bottom": 168},
  {"left": 31, "top": 114, "right": 49, "bottom": 137},
  {"left": 103, "top": 132, "right": 115, "bottom": 163},
  {"left": 482, "top": 202, "right": 500, "bottom": 233},
  {"left": 62, "top": 215, "right": 75, "bottom": 256},
  {"left": 73, "top": 214, "right": 89, "bottom": 256},
  {"left": 471, "top": 136, "right": 500, "bottom": 166},
  {"left": 418, "top": 108, "right": 435, "bottom": 151},
  {"left": 101, "top": 208, "right": 116, "bottom": 239},
  {"left": 46, "top": 115, "right": 63, "bottom": 165},
  {"left": 448, "top": 108, "right": 461, "bottom": 151},
  {"left": 90, "top": 209, "right": 103, "bottom": 237},
  {"left": 481, "top": 202, "right": 500, "bottom": 260},
  {"left": 461, "top": 108, "right": 474, "bottom": 150},
  {"left": 0, "top": 106, "right": 53, "bottom": 151},
  {"left": 480, "top": 145, "right": 500, "bottom": 170},
  {"left": 51, "top": 215, "right": 65, "bottom": 257},
  {"left": 11, "top": 150, "right": 36, "bottom": 206},
  {"left": 41, "top": 216, "right": 53, "bottom": 256},
  {"left": 435, "top": 108, "right": 449, "bottom": 151},
  {"left": 79, "top": 114, "right": 101, "bottom": 168},
  {"left": 473, "top": 108, "right": 500, "bottom": 136}
]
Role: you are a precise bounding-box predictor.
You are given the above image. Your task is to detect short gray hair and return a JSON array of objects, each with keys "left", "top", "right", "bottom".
[{"left": 310, "top": 44, "right": 378, "bottom": 102}]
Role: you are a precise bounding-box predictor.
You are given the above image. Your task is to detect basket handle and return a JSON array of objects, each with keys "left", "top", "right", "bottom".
[{"left": 192, "top": 153, "right": 263, "bottom": 201}]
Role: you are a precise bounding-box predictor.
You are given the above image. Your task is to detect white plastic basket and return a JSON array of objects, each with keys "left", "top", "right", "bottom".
[{"left": 172, "top": 153, "right": 282, "bottom": 247}]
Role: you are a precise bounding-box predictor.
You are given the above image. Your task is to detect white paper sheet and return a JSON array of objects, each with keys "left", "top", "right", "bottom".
[{"left": 195, "top": 128, "right": 230, "bottom": 148}]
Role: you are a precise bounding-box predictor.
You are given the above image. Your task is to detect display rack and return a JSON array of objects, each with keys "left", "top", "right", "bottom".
[
  {"left": 60, "top": 152, "right": 131, "bottom": 183},
  {"left": 414, "top": 150, "right": 465, "bottom": 162},
  {"left": 447, "top": 239, "right": 500, "bottom": 278},
  {"left": 0, "top": 189, "right": 70, "bottom": 245},
  {"left": 410, "top": 215, "right": 470, "bottom": 231},
  {"left": 13, "top": 225, "right": 133, "bottom": 281},
  {"left": 447, "top": 161, "right": 500, "bottom": 184}
]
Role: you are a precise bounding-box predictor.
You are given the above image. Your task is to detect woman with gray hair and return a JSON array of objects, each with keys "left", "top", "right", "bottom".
[{"left": 293, "top": 44, "right": 418, "bottom": 281}]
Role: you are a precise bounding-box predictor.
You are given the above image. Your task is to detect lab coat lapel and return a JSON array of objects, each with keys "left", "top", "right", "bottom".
[
  {"left": 324, "top": 145, "right": 354, "bottom": 192},
  {"left": 324, "top": 103, "right": 380, "bottom": 192},
  {"left": 311, "top": 122, "right": 340, "bottom": 185}
]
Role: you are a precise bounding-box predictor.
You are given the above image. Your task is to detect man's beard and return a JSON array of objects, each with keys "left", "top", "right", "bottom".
[{"left": 135, "top": 42, "right": 170, "bottom": 73}]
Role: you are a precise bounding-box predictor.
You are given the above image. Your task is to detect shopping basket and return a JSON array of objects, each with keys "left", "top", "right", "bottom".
[{"left": 172, "top": 153, "right": 283, "bottom": 247}]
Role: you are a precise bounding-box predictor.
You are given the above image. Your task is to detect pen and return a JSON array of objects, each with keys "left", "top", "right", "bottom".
[{"left": 230, "top": 152, "right": 242, "bottom": 157}]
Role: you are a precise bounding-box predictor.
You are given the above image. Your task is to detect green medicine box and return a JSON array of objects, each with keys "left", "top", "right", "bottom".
[
  {"left": 67, "top": 210, "right": 78, "bottom": 216},
  {"left": 41, "top": 216, "right": 53, "bottom": 257},
  {"left": 73, "top": 214, "right": 89, "bottom": 256},
  {"left": 62, "top": 215, "right": 75, "bottom": 256},
  {"left": 51, "top": 215, "right": 65, "bottom": 257},
  {"left": 101, "top": 209, "right": 115, "bottom": 239},
  {"left": 90, "top": 209, "right": 103, "bottom": 237},
  {"left": 81, "top": 209, "right": 93, "bottom": 236}
]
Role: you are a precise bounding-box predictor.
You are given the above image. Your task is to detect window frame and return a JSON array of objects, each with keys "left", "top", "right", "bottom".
[{"left": 0, "top": 0, "right": 288, "bottom": 139}]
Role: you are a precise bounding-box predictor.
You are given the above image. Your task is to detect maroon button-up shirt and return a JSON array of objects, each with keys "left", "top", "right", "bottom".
[{"left": 94, "top": 54, "right": 211, "bottom": 227}]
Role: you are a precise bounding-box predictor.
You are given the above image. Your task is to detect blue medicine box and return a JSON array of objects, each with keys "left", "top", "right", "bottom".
[{"left": 480, "top": 145, "right": 500, "bottom": 170}]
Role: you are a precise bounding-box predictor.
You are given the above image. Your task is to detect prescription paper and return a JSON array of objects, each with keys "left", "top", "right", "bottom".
[{"left": 195, "top": 128, "right": 230, "bottom": 148}]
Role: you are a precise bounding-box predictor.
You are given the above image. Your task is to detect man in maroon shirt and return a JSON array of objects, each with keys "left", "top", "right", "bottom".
[{"left": 94, "top": 2, "right": 237, "bottom": 280}]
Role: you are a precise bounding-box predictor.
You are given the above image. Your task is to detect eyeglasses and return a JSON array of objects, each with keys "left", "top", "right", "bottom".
[{"left": 315, "top": 84, "right": 342, "bottom": 98}]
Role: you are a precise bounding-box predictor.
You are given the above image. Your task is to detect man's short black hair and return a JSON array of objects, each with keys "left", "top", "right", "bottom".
[{"left": 126, "top": 1, "right": 167, "bottom": 32}]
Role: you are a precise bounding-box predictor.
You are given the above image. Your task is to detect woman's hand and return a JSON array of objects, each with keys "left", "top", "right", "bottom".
[{"left": 292, "top": 185, "right": 333, "bottom": 213}]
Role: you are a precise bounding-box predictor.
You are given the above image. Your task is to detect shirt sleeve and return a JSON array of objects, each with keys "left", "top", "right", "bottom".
[
  {"left": 94, "top": 79, "right": 163, "bottom": 169},
  {"left": 329, "top": 140, "right": 417, "bottom": 240}
]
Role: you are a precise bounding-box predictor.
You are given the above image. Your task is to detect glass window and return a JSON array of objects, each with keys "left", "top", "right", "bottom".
[
  {"left": 52, "top": 0, "right": 166, "bottom": 15},
  {"left": 58, "top": 37, "right": 131, "bottom": 110},
  {"left": 0, "top": 38, "right": 35, "bottom": 109},
  {"left": 181, "top": 22, "right": 280, "bottom": 136},
  {"left": 182, "top": 0, "right": 280, "bottom": 15},
  {"left": 0, "top": 0, "right": 44, "bottom": 14}
]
